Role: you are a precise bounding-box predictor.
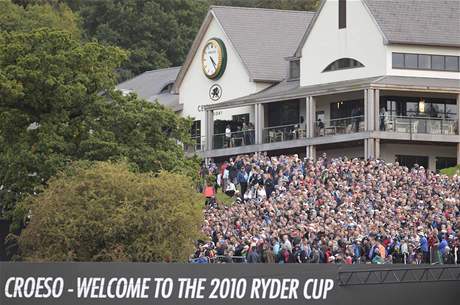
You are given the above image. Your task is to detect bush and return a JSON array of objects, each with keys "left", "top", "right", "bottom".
[{"left": 18, "top": 161, "right": 203, "bottom": 262}]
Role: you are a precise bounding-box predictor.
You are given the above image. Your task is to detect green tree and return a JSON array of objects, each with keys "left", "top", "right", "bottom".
[
  {"left": 0, "top": 0, "right": 80, "bottom": 38},
  {"left": 18, "top": 162, "right": 203, "bottom": 262},
  {"left": 0, "top": 29, "right": 198, "bottom": 235},
  {"left": 76, "top": 0, "right": 209, "bottom": 79}
]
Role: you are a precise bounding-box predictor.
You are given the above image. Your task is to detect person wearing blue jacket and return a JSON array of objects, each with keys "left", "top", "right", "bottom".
[
  {"left": 419, "top": 233, "right": 429, "bottom": 263},
  {"left": 237, "top": 167, "right": 248, "bottom": 200}
]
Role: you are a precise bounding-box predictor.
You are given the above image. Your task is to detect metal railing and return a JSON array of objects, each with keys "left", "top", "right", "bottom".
[
  {"left": 213, "top": 129, "right": 255, "bottom": 149},
  {"left": 315, "top": 115, "right": 365, "bottom": 137},
  {"left": 262, "top": 124, "right": 306, "bottom": 144},
  {"left": 379, "top": 115, "right": 458, "bottom": 135}
]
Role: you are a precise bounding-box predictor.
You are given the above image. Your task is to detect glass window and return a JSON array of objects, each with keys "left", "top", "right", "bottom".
[
  {"left": 289, "top": 60, "right": 300, "bottom": 79},
  {"left": 405, "top": 54, "right": 418, "bottom": 69},
  {"left": 396, "top": 155, "right": 429, "bottom": 169},
  {"left": 431, "top": 55, "right": 445, "bottom": 70},
  {"left": 392, "top": 53, "right": 405, "bottom": 68},
  {"left": 445, "top": 56, "right": 459, "bottom": 72},
  {"left": 445, "top": 104, "right": 457, "bottom": 119},
  {"left": 191, "top": 120, "right": 201, "bottom": 137},
  {"left": 436, "top": 157, "right": 457, "bottom": 172},
  {"left": 418, "top": 55, "right": 431, "bottom": 69},
  {"left": 323, "top": 58, "right": 364, "bottom": 72},
  {"left": 406, "top": 101, "right": 419, "bottom": 112},
  {"left": 232, "top": 113, "right": 250, "bottom": 125}
]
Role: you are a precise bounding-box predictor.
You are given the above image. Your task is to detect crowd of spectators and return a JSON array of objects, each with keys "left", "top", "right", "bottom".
[{"left": 192, "top": 153, "right": 459, "bottom": 264}]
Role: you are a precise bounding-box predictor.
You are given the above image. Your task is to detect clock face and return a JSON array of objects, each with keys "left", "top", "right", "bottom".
[{"left": 201, "top": 38, "right": 227, "bottom": 80}]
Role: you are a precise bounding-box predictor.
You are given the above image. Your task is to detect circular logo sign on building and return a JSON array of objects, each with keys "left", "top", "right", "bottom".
[
  {"left": 201, "top": 38, "right": 227, "bottom": 80},
  {"left": 209, "top": 84, "right": 222, "bottom": 101}
]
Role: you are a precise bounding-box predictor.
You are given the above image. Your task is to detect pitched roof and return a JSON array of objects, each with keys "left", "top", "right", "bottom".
[
  {"left": 211, "top": 6, "right": 315, "bottom": 82},
  {"left": 117, "top": 67, "right": 182, "bottom": 111},
  {"left": 363, "top": 0, "right": 460, "bottom": 47}
]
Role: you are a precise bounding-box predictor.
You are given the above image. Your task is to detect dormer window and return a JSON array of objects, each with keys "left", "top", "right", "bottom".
[
  {"left": 289, "top": 59, "right": 300, "bottom": 80},
  {"left": 322, "top": 58, "right": 364, "bottom": 72},
  {"left": 160, "top": 82, "right": 174, "bottom": 94}
]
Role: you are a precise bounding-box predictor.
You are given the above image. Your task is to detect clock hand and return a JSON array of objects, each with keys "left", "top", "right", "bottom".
[{"left": 210, "top": 56, "right": 217, "bottom": 69}]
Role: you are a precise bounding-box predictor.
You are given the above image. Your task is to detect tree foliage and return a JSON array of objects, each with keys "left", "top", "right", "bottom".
[
  {"left": 18, "top": 162, "right": 203, "bottom": 262},
  {"left": 0, "top": 29, "right": 198, "bottom": 233},
  {"left": 75, "top": 0, "right": 209, "bottom": 79},
  {"left": 1, "top": 0, "right": 80, "bottom": 38}
]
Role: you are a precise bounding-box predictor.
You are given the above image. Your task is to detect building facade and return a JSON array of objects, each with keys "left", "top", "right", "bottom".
[{"left": 123, "top": 0, "right": 460, "bottom": 171}]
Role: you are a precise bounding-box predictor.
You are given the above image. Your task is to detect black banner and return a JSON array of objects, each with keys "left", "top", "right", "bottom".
[{"left": 0, "top": 263, "right": 458, "bottom": 305}]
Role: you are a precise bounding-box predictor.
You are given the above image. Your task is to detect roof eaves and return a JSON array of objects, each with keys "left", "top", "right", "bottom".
[{"left": 386, "top": 41, "right": 460, "bottom": 48}]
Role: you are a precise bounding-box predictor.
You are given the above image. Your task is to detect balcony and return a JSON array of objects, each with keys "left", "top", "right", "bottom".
[
  {"left": 380, "top": 116, "right": 457, "bottom": 135},
  {"left": 315, "top": 115, "right": 365, "bottom": 137},
  {"left": 262, "top": 124, "right": 306, "bottom": 144},
  {"left": 212, "top": 129, "right": 255, "bottom": 149}
]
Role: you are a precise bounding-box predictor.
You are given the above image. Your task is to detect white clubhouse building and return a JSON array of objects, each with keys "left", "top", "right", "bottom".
[{"left": 118, "top": 0, "right": 460, "bottom": 171}]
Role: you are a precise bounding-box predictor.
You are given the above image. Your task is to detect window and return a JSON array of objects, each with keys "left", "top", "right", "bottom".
[
  {"left": 380, "top": 96, "right": 457, "bottom": 119},
  {"left": 405, "top": 54, "right": 418, "bottom": 69},
  {"left": 396, "top": 155, "right": 429, "bottom": 169},
  {"left": 339, "top": 0, "right": 346, "bottom": 29},
  {"left": 323, "top": 58, "right": 364, "bottom": 72},
  {"left": 232, "top": 113, "right": 250, "bottom": 125},
  {"left": 431, "top": 55, "right": 445, "bottom": 70},
  {"left": 392, "top": 53, "right": 405, "bottom": 69},
  {"left": 267, "top": 100, "right": 299, "bottom": 127},
  {"left": 191, "top": 120, "right": 201, "bottom": 138},
  {"left": 418, "top": 55, "right": 431, "bottom": 69},
  {"left": 160, "top": 82, "right": 173, "bottom": 94},
  {"left": 436, "top": 157, "right": 457, "bottom": 172},
  {"left": 445, "top": 56, "right": 459, "bottom": 72},
  {"left": 392, "top": 53, "right": 460, "bottom": 72},
  {"left": 289, "top": 59, "right": 300, "bottom": 80},
  {"left": 330, "top": 99, "right": 363, "bottom": 120}
]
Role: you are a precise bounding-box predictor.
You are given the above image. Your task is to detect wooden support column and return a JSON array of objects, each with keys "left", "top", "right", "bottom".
[
  {"left": 364, "top": 138, "right": 375, "bottom": 160},
  {"left": 205, "top": 110, "right": 214, "bottom": 151},
  {"left": 366, "top": 88, "right": 375, "bottom": 131},
  {"left": 254, "top": 103, "right": 264, "bottom": 145},
  {"left": 306, "top": 145, "right": 316, "bottom": 160},
  {"left": 305, "top": 96, "right": 316, "bottom": 160},
  {"left": 306, "top": 96, "right": 316, "bottom": 138},
  {"left": 374, "top": 89, "right": 380, "bottom": 131},
  {"left": 375, "top": 138, "right": 381, "bottom": 160},
  {"left": 457, "top": 143, "right": 460, "bottom": 165}
]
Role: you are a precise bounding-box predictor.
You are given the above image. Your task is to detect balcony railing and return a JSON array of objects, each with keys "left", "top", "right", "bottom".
[
  {"left": 315, "top": 115, "right": 365, "bottom": 137},
  {"left": 262, "top": 124, "right": 306, "bottom": 144},
  {"left": 379, "top": 115, "right": 458, "bottom": 135},
  {"left": 213, "top": 129, "right": 255, "bottom": 149},
  {"left": 184, "top": 136, "right": 206, "bottom": 153}
]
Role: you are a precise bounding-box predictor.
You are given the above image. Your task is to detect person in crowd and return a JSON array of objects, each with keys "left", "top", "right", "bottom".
[
  {"left": 237, "top": 166, "right": 249, "bottom": 200},
  {"left": 225, "top": 125, "right": 232, "bottom": 148},
  {"left": 194, "top": 153, "right": 460, "bottom": 264}
]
